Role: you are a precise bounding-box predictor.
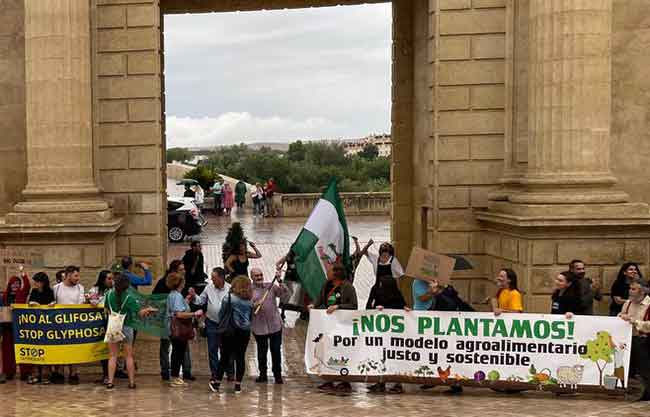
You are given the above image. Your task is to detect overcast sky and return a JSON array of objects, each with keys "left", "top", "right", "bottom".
[{"left": 164, "top": 4, "right": 392, "bottom": 148}]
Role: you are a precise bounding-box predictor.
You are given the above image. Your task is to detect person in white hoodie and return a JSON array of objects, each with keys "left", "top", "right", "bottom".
[
  {"left": 52, "top": 265, "right": 85, "bottom": 384},
  {"left": 187, "top": 267, "right": 232, "bottom": 392}
]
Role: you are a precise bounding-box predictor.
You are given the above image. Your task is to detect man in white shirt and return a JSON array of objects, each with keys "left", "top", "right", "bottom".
[
  {"left": 52, "top": 265, "right": 86, "bottom": 384},
  {"left": 187, "top": 267, "right": 231, "bottom": 391}
]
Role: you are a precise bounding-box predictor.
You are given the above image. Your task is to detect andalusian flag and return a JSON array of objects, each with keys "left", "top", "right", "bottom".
[{"left": 292, "top": 179, "right": 350, "bottom": 299}]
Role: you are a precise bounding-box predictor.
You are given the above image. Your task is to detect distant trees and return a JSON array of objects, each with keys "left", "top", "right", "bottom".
[
  {"left": 166, "top": 147, "right": 192, "bottom": 164},
  {"left": 358, "top": 143, "right": 379, "bottom": 160},
  {"left": 183, "top": 141, "right": 390, "bottom": 194}
]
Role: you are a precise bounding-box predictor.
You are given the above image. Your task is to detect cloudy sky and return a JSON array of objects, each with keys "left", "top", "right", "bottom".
[{"left": 164, "top": 4, "right": 392, "bottom": 148}]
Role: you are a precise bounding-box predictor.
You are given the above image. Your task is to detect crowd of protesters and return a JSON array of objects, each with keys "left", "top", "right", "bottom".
[{"left": 0, "top": 231, "right": 649, "bottom": 400}]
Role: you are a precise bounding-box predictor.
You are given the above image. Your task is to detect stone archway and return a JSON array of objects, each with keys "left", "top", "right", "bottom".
[{"left": 90, "top": 0, "right": 421, "bottom": 279}]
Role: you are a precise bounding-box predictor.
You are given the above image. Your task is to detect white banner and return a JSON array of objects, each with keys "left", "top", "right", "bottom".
[{"left": 305, "top": 310, "right": 632, "bottom": 391}]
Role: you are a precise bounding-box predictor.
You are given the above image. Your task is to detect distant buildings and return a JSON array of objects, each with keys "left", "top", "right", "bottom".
[{"left": 342, "top": 134, "right": 391, "bottom": 157}]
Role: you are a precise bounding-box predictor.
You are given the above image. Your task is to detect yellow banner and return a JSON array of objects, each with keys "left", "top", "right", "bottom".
[{"left": 12, "top": 304, "right": 109, "bottom": 365}]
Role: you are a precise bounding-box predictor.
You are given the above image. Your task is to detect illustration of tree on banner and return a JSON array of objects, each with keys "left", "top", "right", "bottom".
[{"left": 580, "top": 331, "right": 615, "bottom": 386}]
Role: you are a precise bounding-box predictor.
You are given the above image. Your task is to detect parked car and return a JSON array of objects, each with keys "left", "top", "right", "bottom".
[{"left": 168, "top": 197, "right": 203, "bottom": 242}]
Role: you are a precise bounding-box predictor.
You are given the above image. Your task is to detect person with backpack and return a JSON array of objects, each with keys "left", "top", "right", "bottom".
[
  {"left": 211, "top": 276, "right": 253, "bottom": 393},
  {"left": 104, "top": 273, "right": 157, "bottom": 389}
]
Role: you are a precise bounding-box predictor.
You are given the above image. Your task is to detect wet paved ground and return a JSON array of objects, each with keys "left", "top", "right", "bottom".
[
  {"left": 3, "top": 209, "right": 650, "bottom": 415},
  {"left": 1, "top": 375, "right": 646, "bottom": 417}
]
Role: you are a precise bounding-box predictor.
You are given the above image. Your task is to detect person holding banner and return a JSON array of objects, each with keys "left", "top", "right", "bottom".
[
  {"left": 412, "top": 279, "right": 474, "bottom": 395},
  {"left": 366, "top": 275, "right": 406, "bottom": 394},
  {"left": 251, "top": 267, "right": 289, "bottom": 384},
  {"left": 308, "top": 263, "right": 358, "bottom": 395},
  {"left": 492, "top": 269, "right": 523, "bottom": 316},
  {"left": 52, "top": 265, "right": 85, "bottom": 384},
  {"left": 2, "top": 269, "right": 31, "bottom": 381},
  {"left": 550, "top": 272, "right": 583, "bottom": 318},
  {"left": 362, "top": 241, "right": 404, "bottom": 281},
  {"left": 26, "top": 272, "right": 55, "bottom": 384},
  {"left": 104, "top": 273, "right": 157, "bottom": 389},
  {"left": 618, "top": 278, "right": 650, "bottom": 401},
  {"left": 87, "top": 270, "right": 113, "bottom": 384}
]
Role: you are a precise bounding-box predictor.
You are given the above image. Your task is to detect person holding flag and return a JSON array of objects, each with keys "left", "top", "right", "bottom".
[
  {"left": 291, "top": 178, "right": 353, "bottom": 297},
  {"left": 292, "top": 178, "right": 358, "bottom": 394}
]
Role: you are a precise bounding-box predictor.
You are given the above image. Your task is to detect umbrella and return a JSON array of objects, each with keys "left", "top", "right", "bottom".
[
  {"left": 446, "top": 254, "right": 473, "bottom": 271},
  {"left": 176, "top": 179, "right": 199, "bottom": 186}
]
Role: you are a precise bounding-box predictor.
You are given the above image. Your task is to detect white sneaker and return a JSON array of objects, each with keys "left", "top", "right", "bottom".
[{"left": 170, "top": 377, "right": 186, "bottom": 387}]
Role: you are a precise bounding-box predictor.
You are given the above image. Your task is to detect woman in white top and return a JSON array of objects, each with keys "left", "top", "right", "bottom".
[{"left": 362, "top": 240, "right": 404, "bottom": 281}]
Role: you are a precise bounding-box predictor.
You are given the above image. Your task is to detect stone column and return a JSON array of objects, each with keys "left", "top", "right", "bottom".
[
  {"left": 511, "top": 0, "right": 628, "bottom": 205},
  {"left": 7, "top": 0, "right": 111, "bottom": 224}
]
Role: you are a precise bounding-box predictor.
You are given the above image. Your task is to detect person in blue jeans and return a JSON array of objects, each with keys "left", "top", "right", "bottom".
[
  {"left": 211, "top": 276, "right": 253, "bottom": 393},
  {"left": 188, "top": 267, "right": 233, "bottom": 391},
  {"left": 153, "top": 260, "right": 193, "bottom": 381}
]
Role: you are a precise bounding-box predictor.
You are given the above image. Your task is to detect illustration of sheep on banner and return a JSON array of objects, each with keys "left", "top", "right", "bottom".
[{"left": 556, "top": 365, "right": 584, "bottom": 389}]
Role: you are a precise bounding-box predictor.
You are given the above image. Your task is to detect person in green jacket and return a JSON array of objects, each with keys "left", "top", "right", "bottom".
[
  {"left": 235, "top": 180, "right": 247, "bottom": 209},
  {"left": 104, "top": 273, "right": 157, "bottom": 389}
]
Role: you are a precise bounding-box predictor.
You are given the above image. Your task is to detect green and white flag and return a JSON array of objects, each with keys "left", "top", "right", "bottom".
[{"left": 292, "top": 179, "right": 350, "bottom": 299}]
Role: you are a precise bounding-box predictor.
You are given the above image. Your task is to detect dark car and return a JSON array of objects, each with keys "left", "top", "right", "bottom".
[{"left": 168, "top": 198, "right": 202, "bottom": 242}]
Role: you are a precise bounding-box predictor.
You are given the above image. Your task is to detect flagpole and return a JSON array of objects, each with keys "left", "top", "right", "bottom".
[{"left": 253, "top": 272, "right": 281, "bottom": 315}]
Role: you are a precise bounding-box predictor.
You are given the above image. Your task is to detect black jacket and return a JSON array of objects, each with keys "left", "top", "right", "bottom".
[
  {"left": 551, "top": 283, "right": 583, "bottom": 315},
  {"left": 609, "top": 278, "right": 629, "bottom": 316},
  {"left": 182, "top": 249, "right": 207, "bottom": 290},
  {"left": 28, "top": 288, "right": 55, "bottom": 305},
  {"left": 431, "top": 286, "right": 474, "bottom": 312},
  {"left": 366, "top": 277, "right": 406, "bottom": 310}
]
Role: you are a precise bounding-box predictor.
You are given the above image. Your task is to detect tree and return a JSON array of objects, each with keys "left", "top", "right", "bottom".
[
  {"left": 287, "top": 140, "right": 306, "bottom": 162},
  {"left": 183, "top": 165, "right": 216, "bottom": 190},
  {"left": 358, "top": 143, "right": 379, "bottom": 160},
  {"left": 580, "top": 331, "right": 614, "bottom": 386},
  {"left": 166, "top": 147, "right": 192, "bottom": 164}
]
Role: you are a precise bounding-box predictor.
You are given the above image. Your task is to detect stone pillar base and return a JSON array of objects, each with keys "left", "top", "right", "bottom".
[
  {"left": 476, "top": 209, "right": 650, "bottom": 314},
  {"left": 484, "top": 201, "right": 650, "bottom": 224},
  {"left": 0, "top": 219, "right": 123, "bottom": 288},
  {"left": 6, "top": 199, "right": 115, "bottom": 225}
]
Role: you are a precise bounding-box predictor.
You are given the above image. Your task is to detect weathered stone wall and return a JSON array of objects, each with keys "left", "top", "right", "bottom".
[
  {"left": 0, "top": 0, "right": 26, "bottom": 216},
  {"left": 611, "top": 0, "right": 650, "bottom": 205},
  {"left": 94, "top": 0, "right": 166, "bottom": 277},
  {"left": 421, "top": 0, "right": 506, "bottom": 308},
  {"left": 280, "top": 192, "right": 391, "bottom": 217}
]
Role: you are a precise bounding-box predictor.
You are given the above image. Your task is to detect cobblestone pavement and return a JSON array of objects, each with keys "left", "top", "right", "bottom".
[{"left": 0, "top": 375, "right": 646, "bottom": 417}]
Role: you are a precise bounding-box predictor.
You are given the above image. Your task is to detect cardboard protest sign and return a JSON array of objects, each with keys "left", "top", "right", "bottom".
[{"left": 405, "top": 247, "right": 456, "bottom": 284}]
